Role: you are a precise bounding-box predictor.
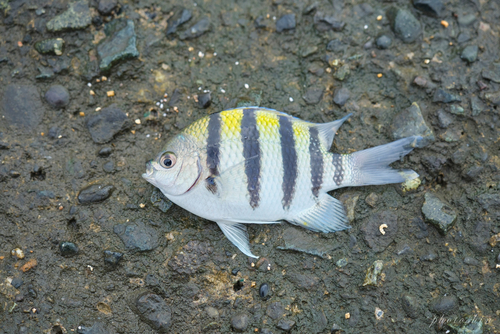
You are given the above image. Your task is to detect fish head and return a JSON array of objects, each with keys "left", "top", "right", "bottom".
[{"left": 142, "top": 134, "right": 202, "bottom": 196}]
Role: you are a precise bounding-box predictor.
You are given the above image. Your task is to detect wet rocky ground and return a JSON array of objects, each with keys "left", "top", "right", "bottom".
[{"left": 1, "top": 0, "right": 499, "bottom": 333}]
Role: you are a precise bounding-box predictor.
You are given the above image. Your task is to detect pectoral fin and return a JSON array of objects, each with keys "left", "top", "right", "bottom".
[{"left": 217, "top": 222, "right": 258, "bottom": 258}]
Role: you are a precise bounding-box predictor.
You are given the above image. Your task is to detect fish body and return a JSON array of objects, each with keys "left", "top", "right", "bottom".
[{"left": 143, "top": 107, "right": 421, "bottom": 258}]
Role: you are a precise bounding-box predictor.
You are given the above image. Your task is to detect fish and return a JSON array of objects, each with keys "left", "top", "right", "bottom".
[{"left": 143, "top": 107, "right": 421, "bottom": 258}]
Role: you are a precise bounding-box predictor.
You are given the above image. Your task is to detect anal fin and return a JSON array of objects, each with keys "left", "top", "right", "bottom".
[
  {"left": 290, "top": 194, "right": 350, "bottom": 233},
  {"left": 217, "top": 222, "right": 258, "bottom": 258}
]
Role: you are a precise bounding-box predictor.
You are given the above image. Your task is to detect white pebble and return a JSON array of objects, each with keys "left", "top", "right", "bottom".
[
  {"left": 163, "top": 113, "right": 167, "bottom": 117},
  {"left": 156, "top": 102, "right": 160, "bottom": 106},
  {"left": 221, "top": 88, "right": 226, "bottom": 93},
  {"left": 135, "top": 119, "right": 141, "bottom": 125},
  {"left": 198, "top": 51, "right": 204, "bottom": 58},
  {"left": 272, "top": 16, "right": 276, "bottom": 20},
  {"left": 244, "top": 84, "right": 249, "bottom": 89},
  {"left": 364, "top": 25, "right": 368, "bottom": 29},
  {"left": 160, "top": 104, "right": 163, "bottom": 109},
  {"left": 289, "top": 97, "right": 294, "bottom": 102},
  {"left": 213, "top": 52, "right": 217, "bottom": 56},
  {"left": 198, "top": 87, "right": 202, "bottom": 90},
  {"left": 235, "top": 61, "right": 239, "bottom": 65},
  {"left": 87, "top": 83, "right": 92, "bottom": 87},
  {"left": 146, "top": 134, "right": 150, "bottom": 138}
]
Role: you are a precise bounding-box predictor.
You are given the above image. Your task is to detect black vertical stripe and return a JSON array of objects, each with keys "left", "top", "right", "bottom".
[
  {"left": 309, "top": 127, "right": 323, "bottom": 197},
  {"left": 241, "top": 108, "right": 261, "bottom": 209},
  {"left": 206, "top": 113, "right": 221, "bottom": 176},
  {"left": 279, "top": 115, "right": 298, "bottom": 210},
  {"left": 332, "top": 154, "right": 343, "bottom": 186}
]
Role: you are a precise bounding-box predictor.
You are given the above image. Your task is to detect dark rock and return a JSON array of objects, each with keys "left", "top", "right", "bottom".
[
  {"left": 347, "top": 307, "right": 360, "bottom": 327},
  {"left": 276, "top": 14, "right": 296, "bottom": 33},
  {"left": 484, "top": 91, "right": 500, "bottom": 106},
  {"left": 482, "top": 64, "right": 500, "bottom": 83},
  {"left": 168, "top": 240, "right": 213, "bottom": 274},
  {"left": 259, "top": 283, "right": 269, "bottom": 299},
  {"left": 386, "top": 7, "right": 421, "bottom": 43},
  {"left": 98, "top": 19, "right": 139, "bottom": 72},
  {"left": 458, "top": 14, "right": 476, "bottom": 26},
  {"left": 78, "top": 184, "right": 115, "bottom": 204},
  {"left": 277, "top": 319, "right": 295, "bottom": 331},
  {"left": 197, "top": 92, "right": 211, "bottom": 108},
  {"left": 179, "top": 17, "right": 210, "bottom": 40},
  {"left": 77, "top": 322, "right": 115, "bottom": 334},
  {"left": 437, "top": 109, "right": 453, "bottom": 128},
  {"left": 150, "top": 188, "right": 173, "bottom": 213},
  {"left": 376, "top": 35, "right": 392, "bottom": 49},
  {"left": 14, "top": 294, "right": 24, "bottom": 302},
  {"left": 103, "top": 160, "right": 114, "bottom": 173},
  {"left": 477, "top": 194, "right": 500, "bottom": 215},
  {"left": 303, "top": 87, "right": 324, "bottom": 105},
  {"left": 277, "top": 227, "right": 339, "bottom": 258},
  {"left": 361, "top": 211, "right": 398, "bottom": 253},
  {"left": 457, "top": 32, "right": 471, "bottom": 44},
  {"left": 266, "top": 302, "right": 284, "bottom": 320},
  {"left": 463, "top": 257, "right": 479, "bottom": 266},
  {"left": 433, "top": 88, "right": 461, "bottom": 103},
  {"left": 401, "top": 295, "right": 420, "bottom": 318},
  {"left": 254, "top": 16, "right": 268, "bottom": 29},
  {"left": 326, "top": 39, "right": 344, "bottom": 52},
  {"left": 461, "top": 45, "right": 478, "bottom": 63},
  {"left": 44, "top": 85, "right": 70, "bottom": 109},
  {"left": 1, "top": 85, "right": 45, "bottom": 132},
  {"left": 113, "top": 220, "right": 159, "bottom": 252},
  {"left": 98, "top": 147, "right": 112, "bottom": 157},
  {"left": 432, "top": 295, "right": 458, "bottom": 314},
  {"left": 98, "top": 0, "right": 117, "bottom": 15},
  {"left": 313, "top": 12, "right": 345, "bottom": 32},
  {"left": 333, "top": 88, "right": 350, "bottom": 106},
  {"left": 166, "top": 8, "right": 192, "bottom": 37},
  {"left": 104, "top": 250, "right": 123, "bottom": 265},
  {"left": 34, "top": 38, "right": 65, "bottom": 55},
  {"left": 422, "top": 192, "right": 456, "bottom": 235},
  {"left": 47, "top": 1, "right": 91, "bottom": 32},
  {"left": 412, "top": 0, "right": 445, "bottom": 18},
  {"left": 470, "top": 96, "right": 485, "bottom": 116},
  {"left": 48, "top": 126, "right": 62, "bottom": 139},
  {"left": 36, "top": 66, "right": 55, "bottom": 80},
  {"left": 463, "top": 166, "right": 483, "bottom": 181},
  {"left": 60, "top": 241, "right": 79, "bottom": 257},
  {"left": 286, "top": 272, "right": 319, "bottom": 290},
  {"left": 260, "top": 328, "right": 274, "bottom": 334},
  {"left": 231, "top": 313, "right": 249, "bottom": 332},
  {"left": 168, "top": 88, "right": 183, "bottom": 107},
  {"left": 11, "top": 277, "right": 23, "bottom": 289},
  {"left": 86, "top": 104, "right": 131, "bottom": 143},
  {"left": 231, "top": 268, "right": 239, "bottom": 276},
  {"left": 420, "top": 253, "right": 437, "bottom": 261},
  {"left": 134, "top": 293, "right": 171, "bottom": 332},
  {"left": 0, "top": 141, "right": 9, "bottom": 150}
]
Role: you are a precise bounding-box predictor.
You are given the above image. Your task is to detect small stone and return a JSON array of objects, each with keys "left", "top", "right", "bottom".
[
  {"left": 396, "top": 244, "right": 413, "bottom": 255},
  {"left": 231, "top": 313, "right": 249, "bottom": 332},
  {"left": 86, "top": 104, "right": 131, "bottom": 143},
  {"left": 458, "top": 14, "right": 477, "bottom": 26},
  {"left": 103, "top": 160, "right": 114, "bottom": 173},
  {"left": 1, "top": 85, "right": 45, "bottom": 132},
  {"left": 333, "top": 88, "right": 350, "bottom": 106},
  {"left": 98, "top": 19, "right": 139, "bottom": 72},
  {"left": 470, "top": 96, "right": 485, "bottom": 116},
  {"left": 432, "top": 295, "right": 458, "bottom": 315},
  {"left": 166, "top": 8, "right": 192, "bottom": 37},
  {"left": 482, "top": 64, "right": 500, "bottom": 83},
  {"left": 179, "top": 17, "right": 210, "bottom": 40},
  {"left": 197, "top": 92, "right": 211, "bottom": 108},
  {"left": 326, "top": 39, "right": 344, "bottom": 52},
  {"left": 266, "top": 302, "right": 284, "bottom": 320},
  {"left": 44, "top": 85, "right": 69, "bottom": 109},
  {"left": 276, "top": 14, "right": 296, "bottom": 33},
  {"left": 104, "top": 250, "right": 123, "bottom": 265},
  {"left": 463, "top": 257, "right": 479, "bottom": 266},
  {"left": 412, "top": 0, "right": 445, "bottom": 18},
  {"left": 278, "top": 227, "right": 339, "bottom": 258},
  {"left": 259, "top": 283, "right": 270, "bottom": 299},
  {"left": 463, "top": 166, "right": 483, "bottom": 182},
  {"left": 98, "top": 147, "right": 112, "bottom": 157},
  {"left": 386, "top": 7, "right": 421, "bottom": 43},
  {"left": 433, "top": 88, "right": 461, "bottom": 103},
  {"left": 77, "top": 322, "right": 112, "bottom": 334},
  {"left": 376, "top": 35, "right": 392, "bottom": 49},
  {"left": 60, "top": 242, "right": 79, "bottom": 257},
  {"left": 437, "top": 109, "right": 453, "bottom": 128},
  {"left": 361, "top": 211, "right": 398, "bottom": 253},
  {"left": 78, "top": 184, "right": 115, "bottom": 204},
  {"left": 302, "top": 87, "right": 324, "bottom": 105},
  {"left": 98, "top": 0, "right": 117, "bottom": 15},
  {"left": 134, "top": 293, "right": 171, "bottom": 332},
  {"left": 461, "top": 45, "right": 478, "bottom": 63},
  {"left": 484, "top": 91, "right": 500, "bottom": 106},
  {"left": 449, "top": 105, "right": 464, "bottom": 115},
  {"left": 313, "top": 12, "right": 345, "bottom": 32},
  {"left": 46, "top": 1, "right": 91, "bottom": 32},
  {"left": 401, "top": 295, "right": 420, "bottom": 318},
  {"left": 336, "top": 258, "right": 348, "bottom": 268},
  {"left": 365, "top": 193, "right": 379, "bottom": 207},
  {"left": 150, "top": 188, "right": 173, "bottom": 213},
  {"left": 168, "top": 241, "right": 213, "bottom": 275},
  {"left": 334, "top": 64, "right": 350, "bottom": 81},
  {"left": 113, "top": 220, "right": 159, "bottom": 252},
  {"left": 363, "top": 260, "right": 383, "bottom": 286},
  {"left": 277, "top": 319, "right": 295, "bottom": 331},
  {"left": 421, "top": 192, "right": 457, "bottom": 235},
  {"left": 11, "top": 278, "right": 23, "bottom": 289},
  {"left": 34, "top": 38, "right": 64, "bottom": 55},
  {"left": 457, "top": 32, "right": 471, "bottom": 44}
]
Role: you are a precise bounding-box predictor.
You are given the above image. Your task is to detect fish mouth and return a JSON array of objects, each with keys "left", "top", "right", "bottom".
[{"left": 142, "top": 160, "right": 154, "bottom": 180}]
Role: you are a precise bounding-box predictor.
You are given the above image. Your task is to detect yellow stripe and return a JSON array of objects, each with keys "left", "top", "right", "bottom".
[
  {"left": 292, "top": 119, "right": 310, "bottom": 148},
  {"left": 220, "top": 109, "right": 244, "bottom": 139},
  {"left": 184, "top": 115, "right": 209, "bottom": 141},
  {"left": 255, "top": 110, "right": 280, "bottom": 140}
]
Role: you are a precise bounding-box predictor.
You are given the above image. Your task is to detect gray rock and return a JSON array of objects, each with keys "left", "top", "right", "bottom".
[
  {"left": 334, "top": 64, "right": 350, "bottom": 81},
  {"left": 286, "top": 271, "right": 320, "bottom": 290},
  {"left": 47, "top": 1, "right": 91, "bottom": 32},
  {"left": 333, "top": 87, "right": 350, "bottom": 106},
  {"left": 433, "top": 89, "right": 461, "bottom": 103},
  {"left": 391, "top": 102, "right": 434, "bottom": 148},
  {"left": 412, "top": 0, "right": 445, "bottom": 18},
  {"left": 463, "top": 166, "right": 483, "bottom": 182},
  {"left": 113, "top": 220, "right": 159, "bottom": 252},
  {"left": 484, "top": 91, "right": 500, "bottom": 106},
  {"left": 78, "top": 184, "right": 115, "bottom": 204},
  {"left": 231, "top": 313, "right": 249, "bottom": 332},
  {"left": 481, "top": 64, "right": 500, "bottom": 83},
  {"left": 457, "top": 32, "right": 471, "bottom": 44},
  {"left": 432, "top": 295, "right": 458, "bottom": 314},
  {"left": 313, "top": 12, "right": 345, "bottom": 32},
  {"left": 166, "top": 8, "right": 192, "bottom": 37},
  {"left": 150, "top": 188, "right": 173, "bottom": 213},
  {"left": 197, "top": 92, "right": 211, "bottom": 108},
  {"left": 449, "top": 105, "right": 464, "bottom": 115},
  {"left": 461, "top": 45, "right": 478, "bottom": 63},
  {"left": 401, "top": 295, "right": 420, "bottom": 318},
  {"left": 103, "top": 250, "right": 123, "bottom": 265},
  {"left": 420, "top": 252, "right": 438, "bottom": 261},
  {"left": 102, "top": 160, "right": 114, "bottom": 173},
  {"left": 276, "top": 14, "right": 296, "bottom": 32},
  {"left": 266, "top": 302, "right": 284, "bottom": 320},
  {"left": 98, "top": 0, "right": 117, "bottom": 15},
  {"left": 437, "top": 109, "right": 453, "bottom": 128},
  {"left": 421, "top": 192, "right": 457, "bottom": 235},
  {"left": 134, "top": 293, "right": 171, "bottom": 332},
  {"left": 463, "top": 257, "right": 479, "bottom": 266},
  {"left": 277, "top": 227, "right": 340, "bottom": 258},
  {"left": 376, "top": 35, "right": 392, "bottom": 49},
  {"left": 302, "top": 87, "right": 324, "bottom": 105},
  {"left": 98, "top": 19, "right": 139, "bottom": 72},
  {"left": 361, "top": 211, "right": 398, "bottom": 252},
  {"left": 60, "top": 242, "right": 79, "bottom": 257},
  {"left": 168, "top": 241, "right": 213, "bottom": 274},
  {"left": 277, "top": 319, "right": 295, "bottom": 331},
  {"left": 206, "top": 306, "right": 219, "bottom": 319},
  {"left": 86, "top": 104, "right": 131, "bottom": 143},
  {"left": 362, "top": 260, "right": 384, "bottom": 286},
  {"left": 326, "top": 39, "right": 344, "bottom": 52},
  {"left": 34, "top": 38, "right": 64, "bottom": 55},
  {"left": 470, "top": 96, "right": 486, "bottom": 116},
  {"left": 387, "top": 7, "right": 421, "bottom": 43},
  {"left": 179, "top": 17, "right": 210, "bottom": 40},
  {"left": 458, "top": 14, "right": 477, "bottom": 27},
  {"left": 1, "top": 85, "right": 44, "bottom": 132},
  {"left": 45, "top": 85, "right": 70, "bottom": 109}
]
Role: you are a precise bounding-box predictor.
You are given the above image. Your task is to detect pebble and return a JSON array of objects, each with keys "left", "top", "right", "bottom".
[
  {"left": 326, "top": 39, "right": 344, "bottom": 52},
  {"left": 48, "top": 126, "right": 62, "bottom": 139},
  {"left": 461, "top": 45, "right": 478, "bottom": 63},
  {"left": 113, "top": 220, "right": 159, "bottom": 252},
  {"left": 86, "top": 104, "right": 131, "bottom": 143},
  {"left": 484, "top": 91, "right": 500, "bottom": 106},
  {"left": 0, "top": 85, "right": 45, "bottom": 132},
  {"left": 97, "top": 19, "right": 139, "bottom": 72},
  {"left": 11, "top": 248, "right": 25, "bottom": 259},
  {"left": 11, "top": 277, "right": 23, "bottom": 289},
  {"left": 421, "top": 192, "right": 457, "bottom": 235},
  {"left": 302, "top": 87, "right": 324, "bottom": 105},
  {"left": 363, "top": 260, "right": 383, "bottom": 286},
  {"left": 336, "top": 258, "right": 348, "bottom": 267},
  {"left": 34, "top": 38, "right": 64, "bottom": 55},
  {"left": 103, "top": 250, "right": 123, "bottom": 265},
  {"left": 134, "top": 293, "right": 171, "bottom": 331},
  {"left": 166, "top": 8, "right": 192, "bottom": 37},
  {"left": 59, "top": 241, "right": 79, "bottom": 257},
  {"left": 286, "top": 271, "right": 319, "bottom": 290},
  {"left": 150, "top": 188, "right": 173, "bottom": 213},
  {"left": 433, "top": 88, "right": 461, "bottom": 103},
  {"left": 276, "top": 14, "right": 296, "bottom": 33},
  {"left": 458, "top": 14, "right": 477, "bottom": 27},
  {"left": 179, "top": 17, "right": 210, "bottom": 40},
  {"left": 260, "top": 329, "right": 274, "bottom": 334},
  {"left": 231, "top": 268, "right": 240, "bottom": 276},
  {"left": 231, "top": 313, "right": 249, "bottom": 332},
  {"left": 46, "top": 1, "right": 91, "bottom": 32},
  {"left": 391, "top": 102, "right": 434, "bottom": 148},
  {"left": 482, "top": 64, "right": 500, "bottom": 83},
  {"left": 432, "top": 295, "right": 458, "bottom": 314},
  {"left": 206, "top": 306, "right": 219, "bottom": 319},
  {"left": 361, "top": 211, "right": 398, "bottom": 253},
  {"left": 463, "top": 257, "right": 479, "bottom": 266},
  {"left": 266, "top": 302, "right": 284, "bottom": 320},
  {"left": 277, "top": 319, "right": 295, "bottom": 331},
  {"left": 333, "top": 87, "right": 350, "bottom": 106},
  {"left": 78, "top": 184, "right": 115, "bottom": 204},
  {"left": 437, "top": 109, "right": 453, "bottom": 128},
  {"left": 77, "top": 322, "right": 111, "bottom": 334},
  {"left": 259, "top": 283, "right": 269, "bottom": 299},
  {"left": 401, "top": 295, "right": 420, "bottom": 318},
  {"left": 334, "top": 64, "right": 350, "bottom": 81},
  {"left": 376, "top": 35, "right": 392, "bottom": 49},
  {"left": 386, "top": 7, "right": 421, "bottom": 43},
  {"left": 168, "top": 240, "right": 213, "bottom": 275},
  {"left": 278, "top": 227, "right": 337, "bottom": 258},
  {"left": 449, "top": 105, "right": 464, "bottom": 115},
  {"left": 412, "top": 0, "right": 445, "bottom": 18},
  {"left": 365, "top": 193, "right": 379, "bottom": 207},
  {"left": 98, "top": 147, "right": 112, "bottom": 157},
  {"left": 102, "top": 160, "right": 114, "bottom": 173},
  {"left": 313, "top": 12, "right": 345, "bottom": 31},
  {"left": 197, "top": 92, "right": 211, "bottom": 109},
  {"left": 470, "top": 96, "right": 485, "bottom": 116},
  {"left": 457, "top": 32, "right": 471, "bottom": 44},
  {"left": 44, "top": 85, "right": 70, "bottom": 109},
  {"left": 420, "top": 252, "right": 438, "bottom": 261},
  {"left": 98, "top": 0, "right": 117, "bottom": 15}
]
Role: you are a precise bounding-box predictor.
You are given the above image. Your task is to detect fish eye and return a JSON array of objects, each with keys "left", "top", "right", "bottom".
[{"left": 159, "top": 152, "right": 176, "bottom": 169}]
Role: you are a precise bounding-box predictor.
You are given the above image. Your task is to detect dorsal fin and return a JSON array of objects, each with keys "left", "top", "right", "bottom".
[{"left": 314, "top": 113, "right": 352, "bottom": 148}]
